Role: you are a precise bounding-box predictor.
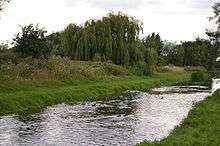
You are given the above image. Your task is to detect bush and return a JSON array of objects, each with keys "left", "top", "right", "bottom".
[
  {"left": 0, "top": 56, "right": 132, "bottom": 80},
  {"left": 191, "top": 71, "right": 209, "bottom": 82},
  {"left": 93, "top": 53, "right": 102, "bottom": 62},
  {"left": 13, "top": 24, "right": 50, "bottom": 59}
]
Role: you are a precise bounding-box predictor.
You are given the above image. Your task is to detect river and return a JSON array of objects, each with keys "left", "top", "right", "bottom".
[{"left": 0, "top": 86, "right": 211, "bottom": 146}]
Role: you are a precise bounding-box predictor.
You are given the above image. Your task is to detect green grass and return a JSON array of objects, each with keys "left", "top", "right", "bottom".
[
  {"left": 138, "top": 90, "right": 220, "bottom": 146},
  {"left": 0, "top": 72, "right": 191, "bottom": 116}
]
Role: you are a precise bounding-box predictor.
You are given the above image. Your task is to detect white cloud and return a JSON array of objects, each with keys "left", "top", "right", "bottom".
[
  {"left": 64, "top": 0, "right": 147, "bottom": 9},
  {"left": 64, "top": 0, "right": 212, "bottom": 11}
]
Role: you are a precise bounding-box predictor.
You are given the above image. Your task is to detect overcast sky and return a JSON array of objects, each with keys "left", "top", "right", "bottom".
[{"left": 0, "top": 0, "right": 217, "bottom": 43}]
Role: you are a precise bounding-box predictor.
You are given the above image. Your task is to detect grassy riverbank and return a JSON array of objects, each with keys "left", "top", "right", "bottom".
[
  {"left": 138, "top": 90, "right": 220, "bottom": 146},
  {"left": 0, "top": 72, "right": 191, "bottom": 116}
]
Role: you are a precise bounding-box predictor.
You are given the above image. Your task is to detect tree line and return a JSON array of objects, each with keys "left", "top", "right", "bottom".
[
  {"left": 8, "top": 12, "right": 160, "bottom": 75},
  {"left": 1, "top": 2, "right": 220, "bottom": 75}
]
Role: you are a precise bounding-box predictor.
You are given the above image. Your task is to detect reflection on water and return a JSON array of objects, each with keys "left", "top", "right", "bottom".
[{"left": 0, "top": 86, "right": 210, "bottom": 146}]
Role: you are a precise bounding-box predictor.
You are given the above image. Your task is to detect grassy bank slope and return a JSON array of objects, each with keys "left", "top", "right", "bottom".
[
  {"left": 139, "top": 90, "right": 220, "bottom": 146},
  {"left": 0, "top": 72, "right": 191, "bottom": 116}
]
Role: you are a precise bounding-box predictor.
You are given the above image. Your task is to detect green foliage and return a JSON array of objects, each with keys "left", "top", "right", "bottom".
[
  {"left": 127, "top": 42, "right": 144, "bottom": 66},
  {"left": 42, "top": 12, "right": 158, "bottom": 75},
  {"left": 142, "top": 33, "right": 163, "bottom": 56},
  {"left": 144, "top": 48, "right": 158, "bottom": 75},
  {"left": 0, "top": 48, "right": 16, "bottom": 64},
  {"left": 165, "top": 43, "right": 183, "bottom": 66},
  {"left": 205, "top": 2, "right": 220, "bottom": 70},
  {"left": 132, "top": 47, "right": 158, "bottom": 75},
  {"left": 13, "top": 24, "right": 50, "bottom": 58},
  {"left": 46, "top": 32, "right": 64, "bottom": 56},
  {"left": 2, "top": 10, "right": 218, "bottom": 78},
  {"left": 191, "top": 71, "right": 209, "bottom": 83},
  {"left": 60, "top": 12, "right": 143, "bottom": 66},
  {"left": 165, "top": 39, "right": 214, "bottom": 69},
  {"left": 210, "top": 2, "right": 220, "bottom": 28},
  {"left": 161, "top": 3, "right": 220, "bottom": 70},
  {"left": 0, "top": 56, "right": 132, "bottom": 80},
  {"left": 93, "top": 53, "right": 102, "bottom": 62},
  {"left": 157, "top": 56, "right": 167, "bottom": 66}
]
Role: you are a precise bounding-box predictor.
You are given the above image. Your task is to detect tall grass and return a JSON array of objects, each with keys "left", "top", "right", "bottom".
[{"left": 0, "top": 56, "right": 131, "bottom": 80}]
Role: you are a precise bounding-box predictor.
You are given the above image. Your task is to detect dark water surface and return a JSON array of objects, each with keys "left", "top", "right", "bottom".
[{"left": 0, "top": 86, "right": 210, "bottom": 146}]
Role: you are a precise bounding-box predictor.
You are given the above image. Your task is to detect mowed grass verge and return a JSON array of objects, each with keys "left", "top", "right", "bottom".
[
  {"left": 138, "top": 89, "right": 220, "bottom": 146},
  {"left": 0, "top": 72, "right": 191, "bottom": 116}
]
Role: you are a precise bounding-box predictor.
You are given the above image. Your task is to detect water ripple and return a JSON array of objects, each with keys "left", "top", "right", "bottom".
[{"left": 0, "top": 86, "right": 210, "bottom": 146}]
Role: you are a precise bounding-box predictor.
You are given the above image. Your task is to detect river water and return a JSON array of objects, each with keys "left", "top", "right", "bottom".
[{"left": 0, "top": 86, "right": 210, "bottom": 146}]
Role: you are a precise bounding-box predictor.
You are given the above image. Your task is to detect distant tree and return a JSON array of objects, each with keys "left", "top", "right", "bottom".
[
  {"left": 206, "top": 2, "right": 220, "bottom": 69},
  {"left": 161, "top": 41, "right": 177, "bottom": 64},
  {"left": 13, "top": 24, "right": 50, "bottom": 58},
  {"left": 0, "top": 41, "right": 8, "bottom": 50},
  {"left": 62, "top": 24, "right": 81, "bottom": 59},
  {"left": 210, "top": 2, "right": 220, "bottom": 28},
  {"left": 207, "top": 2, "right": 220, "bottom": 43},
  {"left": 142, "top": 33, "right": 163, "bottom": 55},
  {"left": 168, "top": 45, "right": 184, "bottom": 66},
  {"left": 46, "top": 32, "right": 64, "bottom": 56},
  {"left": 165, "top": 39, "right": 212, "bottom": 68},
  {"left": 142, "top": 33, "right": 164, "bottom": 66}
]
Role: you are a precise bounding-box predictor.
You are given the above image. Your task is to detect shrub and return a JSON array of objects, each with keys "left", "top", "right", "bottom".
[
  {"left": 0, "top": 56, "right": 132, "bottom": 80},
  {"left": 93, "top": 53, "right": 102, "bottom": 62},
  {"left": 135, "top": 61, "right": 148, "bottom": 76},
  {"left": 12, "top": 62, "right": 32, "bottom": 79},
  {"left": 191, "top": 71, "right": 209, "bottom": 82},
  {"left": 13, "top": 24, "right": 50, "bottom": 59},
  {"left": 157, "top": 56, "right": 167, "bottom": 66}
]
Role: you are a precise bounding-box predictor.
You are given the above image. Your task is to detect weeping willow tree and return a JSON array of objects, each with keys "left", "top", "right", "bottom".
[
  {"left": 60, "top": 12, "right": 158, "bottom": 75},
  {"left": 62, "top": 24, "right": 81, "bottom": 59},
  {"left": 62, "top": 12, "right": 143, "bottom": 65}
]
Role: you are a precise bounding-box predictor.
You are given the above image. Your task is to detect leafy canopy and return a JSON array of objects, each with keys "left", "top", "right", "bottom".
[{"left": 13, "top": 24, "right": 50, "bottom": 58}]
